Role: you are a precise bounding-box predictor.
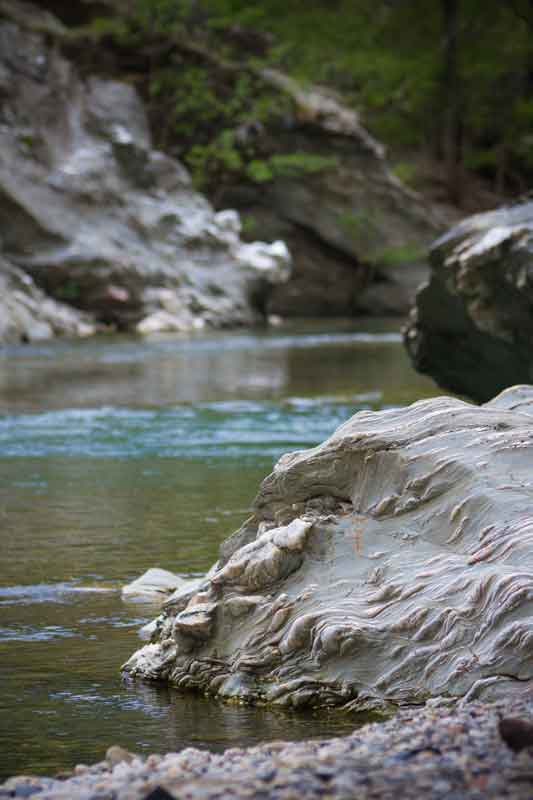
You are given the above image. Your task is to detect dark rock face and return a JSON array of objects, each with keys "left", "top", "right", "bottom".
[
  {"left": 404, "top": 203, "right": 533, "bottom": 402},
  {"left": 124, "top": 385, "right": 533, "bottom": 711},
  {"left": 0, "top": 2, "right": 289, "bottom": 343}
]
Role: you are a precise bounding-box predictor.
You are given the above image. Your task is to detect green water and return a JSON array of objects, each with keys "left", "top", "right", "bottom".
[{"left": 0, "top": 319, "right": 438, "bottom": 780}]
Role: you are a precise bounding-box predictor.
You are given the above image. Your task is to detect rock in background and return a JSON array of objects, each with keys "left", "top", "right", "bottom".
[
  {"left": 58, "top": 8, "right": 446, "bottom": 320},
  {"left": 216, "top": 70, "right": 444, "bottom": 317},
  {"left": 124, "top": 384, "right": 533, "bottom": 711},
  {"left": 0, "top": 1, "right": 290, "bottom": 344},
  {"left": 0, "top": 258, "right": 95, "bottom": 343},
  {"left": 404, "top": 202, "right": 533, "bottom": 402}
]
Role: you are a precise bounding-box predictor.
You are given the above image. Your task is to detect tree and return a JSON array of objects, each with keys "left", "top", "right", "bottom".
[{"left": 114, "top": 0, "right": 533, "bottom": 200}]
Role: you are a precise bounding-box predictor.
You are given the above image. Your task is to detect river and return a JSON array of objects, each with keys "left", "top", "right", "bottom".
[{"left": 0, "top": 319, "right": 438, "bottom": 780}]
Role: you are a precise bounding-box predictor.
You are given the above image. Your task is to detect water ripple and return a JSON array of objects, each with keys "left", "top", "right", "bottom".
[
  {"left": 0, "top": 583, "right": 117, "bottom": 606},
  {"left": 0, "top": 395, "right": 382, "bottom": 459}
]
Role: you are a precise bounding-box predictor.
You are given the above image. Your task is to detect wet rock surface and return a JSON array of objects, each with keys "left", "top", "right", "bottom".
[
  {"left": 404, "top": 202, "right": 533, "bottom": 402},
  {"left": 125, "top": 384, "right": 533, "bottom": 710},
  {"left": 4, "top": 698, "right": 533, "bottom": 798},
  {"left": 0, "top": 1, "right": 290, "bottom": 344}
]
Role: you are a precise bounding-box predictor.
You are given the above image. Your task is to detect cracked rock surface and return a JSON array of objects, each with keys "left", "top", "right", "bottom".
[{"left": 124, "top": 384, "right": 533, "bottom": 711}]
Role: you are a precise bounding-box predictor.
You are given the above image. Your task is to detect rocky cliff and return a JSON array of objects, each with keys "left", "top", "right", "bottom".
[
  {"left": 0, "top": 1, "right": 290, "bottom": 343},
  {"left": 404, "top": 202, "right": 533, "bottom": 402},
  {"left": 124, "top": 384, "right": 533, "bottom": 711}
]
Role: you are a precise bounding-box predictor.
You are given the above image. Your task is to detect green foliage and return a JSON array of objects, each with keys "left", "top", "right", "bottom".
[
  {"left": 195, "top": 0, "right": 533, "bottom": 193},
  {"left": 391, "top": 162, "right": 419, "bottom": 188},
  {"left": 246, "top": 152, "right": 339, "bottom": 183},
  {"left": 56, "top": 280, "right": 81, "bottom": 301},
  {"left": 66, "top": 15, "right": 131, "bottom": 43},
  {"left": 186, "top": 129, "right": 243, "bottom": 186},
  {"left": 89, "top": 0, "right": 533, "bottom": 194},
  {"left": 17, "top": 132, "right": 36, "bottom": 151},
  {"left": 268, "top": 153, "right": 339, "bottom": 178},
  {"left": 463, "top": 148, "right": 499, "bottom": 171},
  {"left": 246, "top": 159, "right": 273, "bottom": 183},
  {"left": 240, "top": 214, "right": 258, "bottom": 237},
  {"left": 133, "top": 0, "right": 188, "bottom": 32},
  {"left": 338, "top": 210, "right": 381, "bottom": 251},
  {"left": 142, "top": 49, "right": 297, "bottom": 189},
  {"left": 376, "top": 244, "right": 426, "bottom": 267}
]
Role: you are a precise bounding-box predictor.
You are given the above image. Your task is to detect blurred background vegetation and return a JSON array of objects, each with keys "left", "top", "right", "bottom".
[{"left": 64, "top": 0, "right": 533, "bottom": 206}]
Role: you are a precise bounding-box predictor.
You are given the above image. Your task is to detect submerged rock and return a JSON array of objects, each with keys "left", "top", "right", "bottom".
[
  {"left": 0, "top": 2, "right": 290, "bottom": 344},
  {"left": 124, "top": 385, "right": 533, "bottom": 710},
  {"left": 404, "top": 202, "right": 533, "bottom": 402}
]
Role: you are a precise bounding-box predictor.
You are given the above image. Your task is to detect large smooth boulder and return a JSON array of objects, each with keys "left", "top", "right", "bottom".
[
  {"left": 404, "top": 202, "right": 533, "bottom": 402},
  {"left": 124, "top": 385, "right": 533, "bottom": 711},
  {"left": 0, "top": 2, "right": 290, "bottom": 343}
]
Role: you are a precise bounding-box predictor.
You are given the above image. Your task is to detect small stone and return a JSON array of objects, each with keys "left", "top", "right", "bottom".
[{"left": 106, "top": 745, "right": 135, "bottom": 766}]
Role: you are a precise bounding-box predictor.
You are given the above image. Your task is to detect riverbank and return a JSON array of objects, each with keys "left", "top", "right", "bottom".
[{"left": 3, "top": 697, "right": 533, "bottom": 799}]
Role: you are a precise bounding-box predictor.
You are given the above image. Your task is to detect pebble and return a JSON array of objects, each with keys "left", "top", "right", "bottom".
[
  {"left": 5, "top": 698, "right": 533, "bottom": 799},
  {"left": 106, "top": 746, "right": 135, "bottom": 767}
]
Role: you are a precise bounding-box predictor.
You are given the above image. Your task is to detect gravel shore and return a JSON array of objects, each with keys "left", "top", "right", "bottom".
[{"left": 3, "top": 699, "right": 533, "bottom": 800}]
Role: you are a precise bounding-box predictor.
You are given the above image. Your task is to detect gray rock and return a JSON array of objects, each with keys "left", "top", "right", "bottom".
[
  {"left": 216, "top": 71, "right": 443, "bottom": 317},
  {"left": 0, "top": 3, "right": 290, "bottom": 343},
  {"left": 404, "top": 202, "right": 533, "bottom": 402},
  {"left": 122, "top": 569, "right": 198, "bottom": 604},
  {"left": 124, "top": 385, "right": 533, "bottom": 710},
  {"left": 0, "top": 258, "right": 95, "bottom": 342}
]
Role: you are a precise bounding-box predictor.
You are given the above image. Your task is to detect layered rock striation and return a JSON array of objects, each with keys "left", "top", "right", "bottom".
[
  {"left": 404, "top": 202, "right": 533, "bottom": 402},
  {"left": 0, "top": 1, "right": 290, "bottom": 343},
  {"left": 124, "top": 384, "right": 533, "bottom": 711}
]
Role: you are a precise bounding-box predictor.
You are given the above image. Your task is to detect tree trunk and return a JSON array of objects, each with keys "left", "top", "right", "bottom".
[{"left": 441, "top": 0, "right": 462, "bottom": 205}]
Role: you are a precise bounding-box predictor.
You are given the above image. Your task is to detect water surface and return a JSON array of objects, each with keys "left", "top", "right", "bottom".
[{"left": 0, "top": 320, "right": 438, "bottom": 779}]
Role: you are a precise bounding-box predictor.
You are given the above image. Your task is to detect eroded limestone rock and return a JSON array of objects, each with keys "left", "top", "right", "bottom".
[
  {"left": 124, "top": 385, "right": 533, "bottom": 711},
  {"left": 404, "top": 202, "right": 533, "bottom": 402},
  {"left": 0, "top": 2, "right": 290, "bottom": 343}
]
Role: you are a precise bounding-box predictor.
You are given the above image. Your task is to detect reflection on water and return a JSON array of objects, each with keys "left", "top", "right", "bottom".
[
  {"left": 0, "top": 319, "right": 434, "bottom": 411},
  {"left": 0, "top": 320, "right": 438, "bottom": 780}
]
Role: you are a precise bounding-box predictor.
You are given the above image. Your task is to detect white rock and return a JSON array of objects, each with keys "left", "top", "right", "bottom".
[{"left": 122, "top": 568, "right": 187, "bottom": 603}]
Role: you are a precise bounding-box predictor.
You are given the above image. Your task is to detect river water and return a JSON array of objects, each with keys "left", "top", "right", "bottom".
[{"left": 0, "top": 319, "right": 438, "bottom": 780}]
